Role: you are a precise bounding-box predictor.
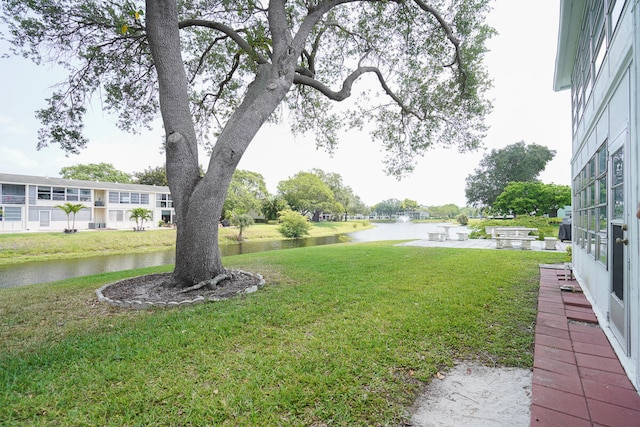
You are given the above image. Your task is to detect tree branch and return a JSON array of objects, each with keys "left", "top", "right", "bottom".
[
  {"left": 268, "top": 0, "right": 293, "bottom": 58},
  {"left": 293, "top": 65, "right": 422, "bottom": 120},
  {"left": 411, "top": 0, "right": 466, "bottom": 89},
  {"left": 198, "top": 51, "right": 242, "bottom": 110},
  {"left": 188, "top": 35, "right": 230, "bottom": 84},
  {"left": 179, "top": 18, "right": 269, "bottom": 64}
]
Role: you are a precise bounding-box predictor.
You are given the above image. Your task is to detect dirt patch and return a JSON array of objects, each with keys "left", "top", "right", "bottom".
[
  {"left": 98, "top": 270, "right": 264, "bottom": 308},
  {"left": 410, "top": 362, "right": 532, "bottom": 426}
]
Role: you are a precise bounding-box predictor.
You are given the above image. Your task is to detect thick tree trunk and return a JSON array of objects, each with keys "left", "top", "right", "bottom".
[
  {"left": 146, "top": 0, "right": 297, "bottom": 287},
  {"left": 146, "top": 0, "right": 211, "bottom": 287}
]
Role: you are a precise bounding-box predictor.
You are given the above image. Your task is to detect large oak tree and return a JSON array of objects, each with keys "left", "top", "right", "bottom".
[
  {"left": 2, "top": 0, "right": 493, "bottom": 287},
  {"left": 464, "top": 141, "right": 556, "bottom": 210}
]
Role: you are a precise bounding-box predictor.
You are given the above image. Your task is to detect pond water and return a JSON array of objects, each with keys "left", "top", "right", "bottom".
[
  {"left": 347, "top": 221, "right": 468, "bottom": 242},
  {"left": 0, "top": 222, "right": 467, "bottom": 288}
]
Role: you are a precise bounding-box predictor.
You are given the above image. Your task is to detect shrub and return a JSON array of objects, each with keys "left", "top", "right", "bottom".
[
  {"left": 456, "top": 214, "right": 469, "bottom": 225},
  {"left": 278, "top": 210, "right": 311, "bottom": 238}
]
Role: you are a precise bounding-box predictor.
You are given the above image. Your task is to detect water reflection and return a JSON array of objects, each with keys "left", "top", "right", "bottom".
[
  {"left": 0, "top": 222, "right": 464, "bottom": 288},
  {"left": 0, "top": 234, "right": 348, "bottom": 288},
  {"left": 0, "top": 251, "right": 177, "bottom": 289}
]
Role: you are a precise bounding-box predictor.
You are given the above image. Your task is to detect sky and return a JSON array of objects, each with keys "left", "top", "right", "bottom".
[{"left": 0, "top": 0, "right": 571, "bottom": 207}]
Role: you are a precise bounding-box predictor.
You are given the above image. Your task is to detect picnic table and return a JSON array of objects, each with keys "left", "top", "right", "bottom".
[
  {"left": 495, "top": 227, "right": 538, "bottom": 250},
  {"left": 428, "top": 224, "right": 455, "bottom": 241},
  {"left": 440, "top": 224, "right": 454, "bottom": 240}
]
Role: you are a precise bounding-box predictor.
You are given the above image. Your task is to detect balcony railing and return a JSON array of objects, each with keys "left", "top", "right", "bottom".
[{"left": 1, "top": 195, "right": 26, "bottom": 205}]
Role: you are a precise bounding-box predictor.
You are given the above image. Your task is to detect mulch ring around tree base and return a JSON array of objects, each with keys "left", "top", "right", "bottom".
[{"left": 96, "top": 270, "right": 265, "bottom": 309}]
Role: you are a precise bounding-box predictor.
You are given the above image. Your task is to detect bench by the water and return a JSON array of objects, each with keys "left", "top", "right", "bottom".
[
  {"left": 495, "top": 227, "right": 538, "bottom": 250},
  {"left": 428, "top": 232, "right": 446, "bottom": 241}
]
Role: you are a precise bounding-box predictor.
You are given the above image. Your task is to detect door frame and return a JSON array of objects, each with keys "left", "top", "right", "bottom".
[
  {"left": 608, "top": 128, "right": 629, "bottom": 354},
  {"left": 39, "top": 210, "right": 51, "bottom": 229}
]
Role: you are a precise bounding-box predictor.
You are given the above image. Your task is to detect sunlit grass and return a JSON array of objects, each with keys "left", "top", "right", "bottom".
[{"left": 0, "top": 243, "right": 564, "bottom": 426}]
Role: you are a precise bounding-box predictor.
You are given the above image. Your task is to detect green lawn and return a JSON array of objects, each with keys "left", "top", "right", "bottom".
[{"left": 0, "top": 243, "right": 564, "bottom": 426}]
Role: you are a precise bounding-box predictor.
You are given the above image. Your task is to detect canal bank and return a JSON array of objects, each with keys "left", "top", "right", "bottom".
[{"left": 0, "top": 222, "right": 468, "bottom": 288}]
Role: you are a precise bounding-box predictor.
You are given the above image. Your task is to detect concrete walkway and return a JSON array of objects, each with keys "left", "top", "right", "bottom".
[{"left": 398, "top": 237, "right": 570, "bottom": 252}]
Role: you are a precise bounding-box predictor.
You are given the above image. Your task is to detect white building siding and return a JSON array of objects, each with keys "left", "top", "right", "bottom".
[
  {"left": 0, "top": 173, "right": 175, "bottom": 232},
  {"left": 556, "top": 0, "right": 640, "bottom": 389}
]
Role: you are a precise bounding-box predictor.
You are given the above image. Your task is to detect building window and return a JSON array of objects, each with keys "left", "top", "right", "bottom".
[
  {"left": 66, "top": 188, "right": 79, "bottom": 201},
  {"left": 1, "top": 184, "right": 26, "bottom": 204},
  {"left": 3, "top": 206, "right": 22, "bottom": 221},
  {"left": 38, "top": 186, "right": 52, "bottom": 200},
  {"left": 52, "top": 187, "right": 66, "bottom": 201},
  {"left": 571, "top": 0, "right": 626, "bottom": 131},
  {"left": 591, "top": 1, "right": 606, "bottom": 75},
  {"left": 108, "top": 210, "right": 125, "bottom": 222},
  {"left": 80, "top": 189, "right": 92, "bottom": 202},
  {"left": 574, "top": 143, "right": 607, "bottom": 265},
  {"left": 108, "top": 191, "right": 149, "bottom": 205},
  {"left": 38, "top": 186, "right": 90, "bottom": 202},
  {"left": 612, "top": 147, "right": 624, "bottom": 219},
  {"left": 609, "top": 0, "right": 625, "bottom": 35},
  {"left": 156, "top": 193, "right": 173, "bottom": 208}
]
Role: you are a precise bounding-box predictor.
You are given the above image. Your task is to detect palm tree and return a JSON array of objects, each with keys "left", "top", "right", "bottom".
[
  {"left": 55, "top": 202, "right": 85, "bottom": 232},
  {"left": 231, "top": 213, "right": 254, "bottom": 241},
  {"left": 129, "top": 207, "right": 153, "bottom": 231}
]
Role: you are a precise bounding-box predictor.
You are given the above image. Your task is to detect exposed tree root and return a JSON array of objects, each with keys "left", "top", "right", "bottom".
[{"left": 178, "top": 272, "right": 231, "bottom": 293}]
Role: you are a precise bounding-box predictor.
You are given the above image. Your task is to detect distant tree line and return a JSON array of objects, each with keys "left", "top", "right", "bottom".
[{"left": 59, "top": 145, "right": 570, "bottom": 224}]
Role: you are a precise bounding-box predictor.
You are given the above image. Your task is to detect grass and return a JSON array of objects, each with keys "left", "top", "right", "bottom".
[
  {"left": 0, "top": 242, "right": 564, "bottom": 426},
  {"left": 0, "top": 220, "right": 372, "bottom": 265}
]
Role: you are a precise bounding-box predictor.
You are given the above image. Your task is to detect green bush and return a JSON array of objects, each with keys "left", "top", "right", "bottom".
[
  {"left": 456, "top": 214, "right": 469, "bottom": 225},
  {"left": 278, "top": 210, "right": 312, "bottom": 238}
]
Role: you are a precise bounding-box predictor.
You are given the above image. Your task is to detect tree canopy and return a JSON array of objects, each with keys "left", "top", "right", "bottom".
[
  {"left": 427, "top": 203, "right": 460, "bottom": 219},
  {"left": 222, "top": 169, "right": 269, "bottom": 219},
  {"left": 311, "top": 169, "right": 367, "bottom": 220},
  {"left": 59, "top": 163, "right": 132, "bottom": 183},
  {"left": 133, "top": 165, "right": 169, "bottom": 186},
  {"left": 2, "top": 0, "right": 492, "bottom": 175},
  {"left": 464, "top": 141, "right": 556, "bottom": 209},
  {"left": 261, "top": 195, "right": 289, "bottom": 221},
  {"left": 400, "top": 199, "right": 420, "bottom": 211},
  {"left": 3, "top": 0, "right": 494, "bottom": 287},
  {"left": 491, "top": 182, "right": 571, "bottom": 217},
  {"left": 372, "top": 199, "right": 402, "bottom": 217},
  {"left": 277, "top": 171, "right": 336, "bottom": 221}
]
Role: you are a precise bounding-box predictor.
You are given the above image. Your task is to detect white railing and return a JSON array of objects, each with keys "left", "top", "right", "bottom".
[{"left": 1, "top": 195, "right": 26, "bottom": 204}]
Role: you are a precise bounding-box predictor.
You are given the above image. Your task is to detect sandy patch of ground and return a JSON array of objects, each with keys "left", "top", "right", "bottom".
[{"left": 410, "top": 362, "right": 532, "bottom": 427}]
